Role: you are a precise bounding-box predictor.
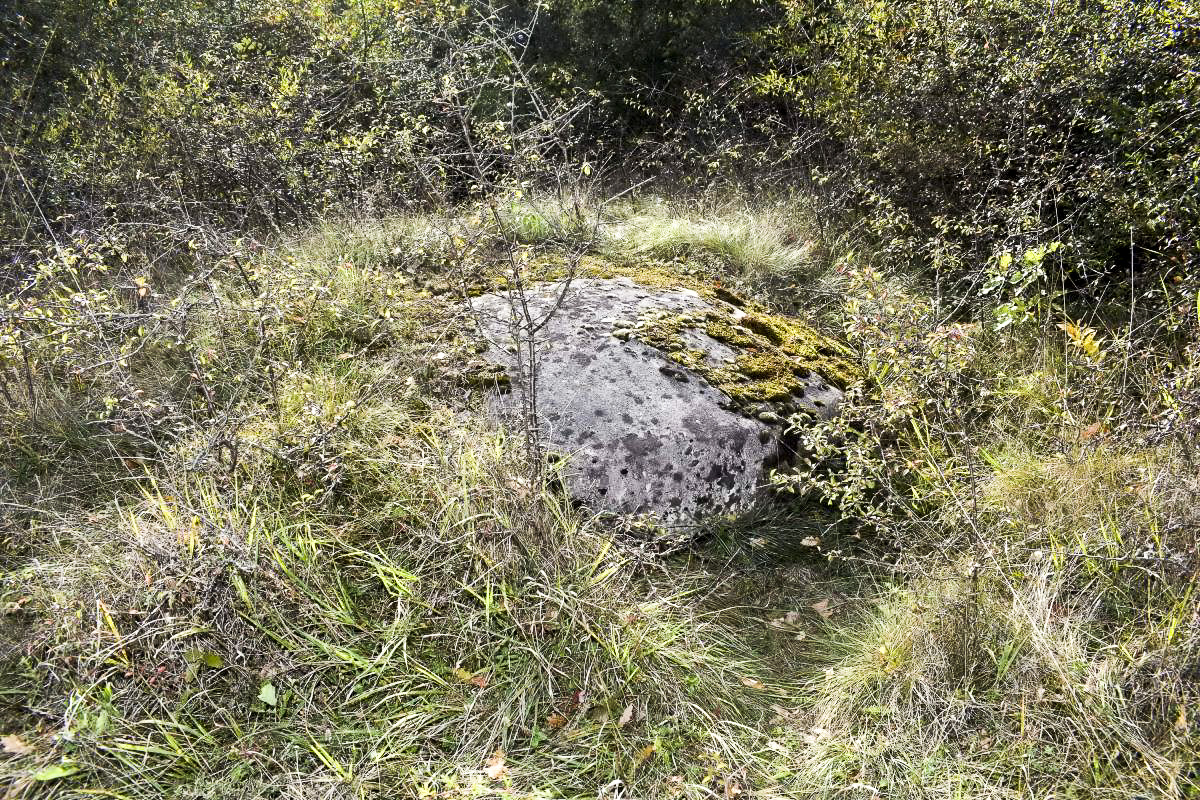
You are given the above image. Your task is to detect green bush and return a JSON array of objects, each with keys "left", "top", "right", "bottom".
[
  {"left": 1, "top": 0, "right": 583, "bottom": 253},
  {"left": 750, "top": 0, "right": 1199, "bottom": 321}
]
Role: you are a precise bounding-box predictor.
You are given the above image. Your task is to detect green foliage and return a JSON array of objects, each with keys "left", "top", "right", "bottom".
[
  {"left": 752, "top": 0, "right": 1199, "bottom": 321},
  {"left": 1, "top": 190, "right": 1198, "bottom": 797},
  {"left": 1, "top": 0, "right": 583, "bottom": 250},
  {"left": 0, "top": 251, "right": 786, "bottom": 795},
  {"left": 524, "top": 0, "right": 769, "bottom": 132}
]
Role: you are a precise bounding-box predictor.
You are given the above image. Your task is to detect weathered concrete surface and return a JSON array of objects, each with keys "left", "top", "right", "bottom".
[{"left": 468, "top": 276, "right": 845, "bottom": 522}]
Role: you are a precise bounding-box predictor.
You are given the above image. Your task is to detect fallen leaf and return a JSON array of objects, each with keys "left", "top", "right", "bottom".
[
  {"left": 1, "top": 734, "right": 34, "bottom": 756},
  {"left": 766, "top": 611, "right": 805, "bottom": 633},
  {"left": 739, "top": 677, "right": 766, "bottom": 690},
  {"left": 800, "top": 536, "right": 820, "bottom": 547},
  {"left": 258, "top": 682, "right": 277, "bottom": 707},
  {"left": 506, "top": 476, "right": 534, "bottom": 499},
  {"left": 801, "top": 726, "right": 832, "bottom": 745},
  {"left": 184, "top": 649, "right": 223, "bottom": 669},
  {"left": 618, "top": 704, "right": 634, "bottom": 728},
  {"left": 452, "top": 667, "right": 488, "bottom": 688},
  {"left": 1080, "top": 422, "right": 1102, "bottom": 440},
  {"left": 484, "top": 750, "right": 507, "bottom": 780},
  {"left": 545, "top": 713, "right": 567, "bottom": 729},
  {"left": 811, "top": 599, "right": 835, "bottom": 619},
  {"left": 632, "top": 743, "right": 656, "bottom": 766},
  {"left": 769, "top": 703, "right": 797, "bottom": 721},
  {"left": 32, "top": 762, "right": 79, "bottom": 781}
]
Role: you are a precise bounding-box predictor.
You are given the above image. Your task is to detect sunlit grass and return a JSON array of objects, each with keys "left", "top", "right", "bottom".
[
  {"left": 2, "top": 204, "right": 1197, "bottom": 799},
  {"left": 601, "top": 199, "right": 826, "bottom": 281},
  {"left": 0, "top": 333, "right": 786, "bottom": 797}
]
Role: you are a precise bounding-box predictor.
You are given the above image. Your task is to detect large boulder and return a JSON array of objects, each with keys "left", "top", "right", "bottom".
[{"left": 468, "top": 275, "right": 857, "bottom": 523}]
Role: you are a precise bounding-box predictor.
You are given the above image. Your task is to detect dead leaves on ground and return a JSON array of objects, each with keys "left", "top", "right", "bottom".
[
  {"left": 451, "top": 666, "right": 490, "bottom": 688},
  {"left": 1, "top": 735, "right": 34, "bottom": 757},
  {"left": 810, "top": 598, "right": 837, "bottom": 619},
  {"left": 765, "top": 611, "right": 807, "bottom": 640},
  {"left": 764, "top": 596, "right": 841, "bottom": 639},
  {"left": 484, "top": 750, "right": 507, "bottom": 780}
]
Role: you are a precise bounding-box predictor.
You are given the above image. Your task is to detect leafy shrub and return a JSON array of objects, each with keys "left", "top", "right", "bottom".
[
  {"left": 751, "top": 0, "right": 1199, "bottom": 323},
  {"left": 1, "top": 0, "right": 584, "bottom": 252}
]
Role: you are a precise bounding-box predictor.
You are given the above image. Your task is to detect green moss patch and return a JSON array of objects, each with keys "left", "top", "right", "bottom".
[
  {"left": 461, "top": 256, "right": 860, "bottom": 416},
  {"left": 608, "top": 291, "right": 860, "bottom": 420}
]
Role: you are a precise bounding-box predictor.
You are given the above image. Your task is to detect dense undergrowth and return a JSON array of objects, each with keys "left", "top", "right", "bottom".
[
  {"left": 3, "top": 0, "right": 1200, "bottom": 797},
  {"left": 1, "top": 201, "right": 1198, "bottom": 798}
]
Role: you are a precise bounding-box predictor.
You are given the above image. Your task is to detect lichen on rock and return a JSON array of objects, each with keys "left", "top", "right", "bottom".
[
  {"left": 609, "top": 294, "right": 857, "bottom": 423},
  {"left": 464, "top": 268, "right": 859, "bottom": 522}
]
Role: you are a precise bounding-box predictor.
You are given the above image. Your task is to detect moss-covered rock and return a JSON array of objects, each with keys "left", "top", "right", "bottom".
[
  {"left": 465, "top": 270, "right": 859, "bottom": 522},
  {"left": 470, "top": 255, "right": 859, "bottom": 424},
  {"left": 617, "top": 302, "right": 857, "bottom": 421}
]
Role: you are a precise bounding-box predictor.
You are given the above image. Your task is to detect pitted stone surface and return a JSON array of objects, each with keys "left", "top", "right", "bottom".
[{"left": 468, "top": 277, "right": 843, "bottom": 522}]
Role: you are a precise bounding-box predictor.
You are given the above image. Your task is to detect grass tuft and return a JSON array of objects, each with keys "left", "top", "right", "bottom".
[{"left": 602, "top": 200, "right": 825, "bottom": 282}]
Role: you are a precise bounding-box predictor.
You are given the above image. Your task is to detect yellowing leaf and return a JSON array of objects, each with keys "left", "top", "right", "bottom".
[
  {"left": 1057, "top": 318, "right": 1105, "bottom": 361},
  {"left": 633, "top": 744, "right": 656, "bottom": 766},
  {"left": 258, "top": 682, "right": 277, "bottom": 707},
  {"left": 739, "top": 677, "right": 766, "bottom": 690},
  {"left": 32, "top": 762, "right": 79, "bottom": 781},
  {"left": 1, "top": 734, "right": 34, "bottom": 756},
  {"left": 453, "top": 667, "right": 490, "bottom": 687}
]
